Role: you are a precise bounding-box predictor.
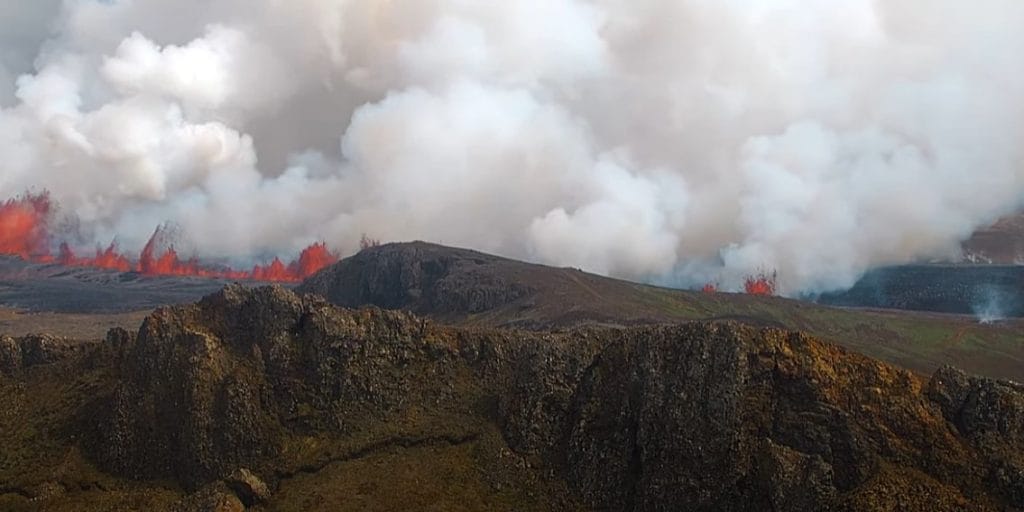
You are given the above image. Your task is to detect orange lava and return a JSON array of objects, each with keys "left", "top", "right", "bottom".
[
  {"left": 0, "top": 192, "right": 51, "bottom": 260},
  {"left": 0, "top": 192, "right": 339, "bottom": 282},
  {"left": 291, "top": 242, "right": 336, "bottom": 277},
  {"left": 744, "top": 271, "right": 778, "bottom": 296},
  {"left": 59, "top": 242, "right": 132, "bottom": 272}
]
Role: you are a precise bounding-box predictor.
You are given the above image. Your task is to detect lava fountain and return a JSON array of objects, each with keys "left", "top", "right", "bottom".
[
  {"left": 0, "top": 192, "right": 339, "bottom": 282},
  {"left": 744, "top": 270, "right": 778, "bottom": 296}
]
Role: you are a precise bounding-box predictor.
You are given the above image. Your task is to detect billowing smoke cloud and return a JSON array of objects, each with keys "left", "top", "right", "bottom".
[{"left": 1, "top": 0, "right": 1023, "bottom": 293}]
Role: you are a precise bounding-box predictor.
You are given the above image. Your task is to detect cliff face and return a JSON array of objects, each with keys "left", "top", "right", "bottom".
[
  {"left": 90, "top": 285, "right": 583, "bottom": 500},
  {"left": 61, "top": 285, "right": 1024, "bottom": 510},
  {"left": 502, "top": 325, "right": 1008, "bottom": 511},
  {"left": 928, "top": 366, "right": 1024, "bottom": 504}
]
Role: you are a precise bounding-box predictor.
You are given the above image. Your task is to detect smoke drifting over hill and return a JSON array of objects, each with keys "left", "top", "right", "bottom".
[{"left": 1, "top": 0, "right": 1022, "bottom": 293}]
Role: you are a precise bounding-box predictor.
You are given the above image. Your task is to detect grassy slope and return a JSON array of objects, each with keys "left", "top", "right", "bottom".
[
  {"left": 640, "top": 287, "right": 1024, "bottom": 382},
  {"left": 0, "top": 357, "right": 182, "bottom": 511},
  {"left": 460, "top": 266, "right": 1023, "bottom": 382}
]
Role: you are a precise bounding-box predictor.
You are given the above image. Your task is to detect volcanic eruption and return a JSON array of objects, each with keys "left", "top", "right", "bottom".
[
  {"left": 0, "top": 192, "right": 52, "bottom": 261},
  {"left": 0, "top": 192, "right": 337, "bottom": 282},
  {"left": 1, "top": 0, "right": 1023, "bottom": 295}
]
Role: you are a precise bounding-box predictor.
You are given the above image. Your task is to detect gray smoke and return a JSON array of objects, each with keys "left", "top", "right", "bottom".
[{"left": 1, "top": 0, "right": 1023, "bottom": 293}]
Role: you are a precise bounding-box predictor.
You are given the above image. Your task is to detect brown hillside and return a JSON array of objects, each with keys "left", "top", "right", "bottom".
[
  {"left": 2, "top": 285, "right": 1024, "bottom": 510},
  {"left": 297, "top": 242, "right": 1024, "bottom": 383},
  {"left": 963, "top": 212, "right": 1024, "bottom": 264}
]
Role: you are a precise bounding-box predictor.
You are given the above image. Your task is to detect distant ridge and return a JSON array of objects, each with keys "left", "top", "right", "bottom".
[
  {"left": 297, "top": 242, "right": 1024, "bottom": 383},
  {"left": 296, "top": 241, "right": 719, "bottom": 328},
  {"left": 963, "top": 212, "right": 1024, "bottom": 264}
]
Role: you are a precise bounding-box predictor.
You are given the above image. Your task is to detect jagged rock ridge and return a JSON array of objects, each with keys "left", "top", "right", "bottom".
[
  {"left": 69, "top": 285, "right": 1024, "bottom": 510},
  {"left": 0, "top": 333, "right": 96, "bottom": 374}
]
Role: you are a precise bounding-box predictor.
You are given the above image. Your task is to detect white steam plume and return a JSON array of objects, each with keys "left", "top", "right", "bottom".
[{"left": 1, "top": 0, "right": 1023, "bottom": 293}]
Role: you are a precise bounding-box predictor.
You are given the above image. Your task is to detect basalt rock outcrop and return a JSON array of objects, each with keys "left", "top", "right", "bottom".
[
  {"left": 0, "top": 334, "right": 97, "bottom": 374},
  {"left": 76, "top": 284, "right": 1024, "bottom": 510},
  {"left": 296, "top": 242, "right": 535, "bottom": 316},
  {"left": 928, "top": 366, "right": 1024, "bottom": 505}
]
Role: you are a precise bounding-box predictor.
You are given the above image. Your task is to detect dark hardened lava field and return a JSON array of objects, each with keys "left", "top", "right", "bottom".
[
  {"left": 0, "top": 256, "right": 276, "bottom": 314},
  {"left": 818, "top": 265, "right": 1024, "bottom": 318},
  {"left": 2, "top": 244, "right": 1024, "bottom": 382}
]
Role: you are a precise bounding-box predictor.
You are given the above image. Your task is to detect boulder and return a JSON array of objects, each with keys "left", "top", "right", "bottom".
[{"left": 225, "top": 468, "right": 270, "bottom": 507}]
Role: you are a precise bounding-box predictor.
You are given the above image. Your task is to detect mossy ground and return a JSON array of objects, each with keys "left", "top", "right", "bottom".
[
  {"left": 0, "top": 359, "right": 182, "bottom": 511},
  {"left": 630, "top": 287, "right": 1024, "bottom": 381},
  {"left": 269, "top": 427, "right": 580, "bottom": 512}
]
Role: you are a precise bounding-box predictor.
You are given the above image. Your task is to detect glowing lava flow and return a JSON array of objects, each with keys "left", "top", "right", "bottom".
[
  {"left": 59, "top": 242, "right": 132, "bottom": 272},
  {"left": 0, "top": 192, "right": 52, "bottom": 261},
  {"left": 743, "top": 271, "right": 778, "bottom": 296},
  {"left": 0, "top": 192, "right": 338, "bottom": 282}
]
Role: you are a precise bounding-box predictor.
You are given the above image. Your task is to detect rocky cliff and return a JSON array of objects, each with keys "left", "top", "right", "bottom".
[{"left": 1, "top": 285, "right": 1011, "bottom": 510}]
